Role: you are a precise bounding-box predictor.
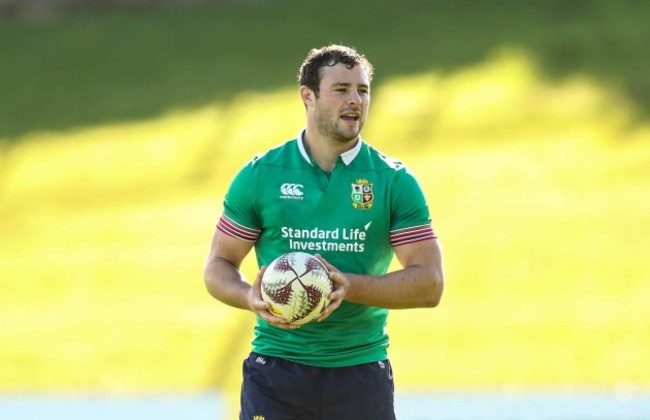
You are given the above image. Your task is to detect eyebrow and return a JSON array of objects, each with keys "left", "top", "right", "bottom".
[{"left": 331, "top": 82, "right": 370, "bottom": 89}]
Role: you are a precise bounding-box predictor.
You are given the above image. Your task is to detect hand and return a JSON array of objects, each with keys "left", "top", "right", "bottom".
[
  {"left": 315, "top": 254, "right": 350, "bottom": 322},
  {"left": 248, "top": 266, "right": 299, "bottom": 329}
]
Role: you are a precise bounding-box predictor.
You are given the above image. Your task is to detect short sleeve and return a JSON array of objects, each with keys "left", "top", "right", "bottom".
[
  {"left": 216, "top": 160, "right": 262, "bottom": 242},
  {"left": 389, "top": 166, "right": 437, "bottom": 246}
]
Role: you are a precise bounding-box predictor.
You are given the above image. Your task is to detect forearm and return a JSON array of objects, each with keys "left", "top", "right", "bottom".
[
  {"left": 203, "top": 257, "right": 252, "bottom": 311},
  {"left": 345, "top": 264, "right": 444, "bottom": 309}
]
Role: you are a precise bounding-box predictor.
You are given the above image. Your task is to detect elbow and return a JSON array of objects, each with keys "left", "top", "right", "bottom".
[
  {"left": 202, "top": 265, "right": 212, "bottom": 291},
  {"left": 423, "top": 270, "right": 444, "bottom": 308},
  {"left": 422, "top": 294, "right": 442, "bottom": 308},
  {"left": 203, "top": 263, "right": 222, "bottom": 299},
  {"left": 203, "top": 272, "right": 217, "bottom": 298},
  {"left": 424, "top": 295, "right": 442, "bottom": 308},
  {"left": 203, "top": 274, "right": 214, "bottom": 294}
]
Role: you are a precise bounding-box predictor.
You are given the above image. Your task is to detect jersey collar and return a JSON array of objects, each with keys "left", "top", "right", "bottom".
[{"left": 297, "top": 129, "right": 363, "bottom": 166}]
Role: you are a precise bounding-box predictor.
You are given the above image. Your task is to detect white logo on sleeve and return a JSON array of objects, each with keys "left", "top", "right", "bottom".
[{"left": 280, "top": 183, "right": 304, "bottom": 200}]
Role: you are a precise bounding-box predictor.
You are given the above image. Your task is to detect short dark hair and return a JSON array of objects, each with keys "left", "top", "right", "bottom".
[{"left": 298, "top": 44, "right": 374, "bottom": 96}]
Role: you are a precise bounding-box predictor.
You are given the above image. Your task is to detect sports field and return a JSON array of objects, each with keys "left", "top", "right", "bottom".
[{"left": 1, "top": 1, "right": 650, "bottom": 418}]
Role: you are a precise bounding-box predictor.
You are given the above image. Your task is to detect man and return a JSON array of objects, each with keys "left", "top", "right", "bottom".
[{"left": 203, "top": 44, "right": 444, "bottom": 419}]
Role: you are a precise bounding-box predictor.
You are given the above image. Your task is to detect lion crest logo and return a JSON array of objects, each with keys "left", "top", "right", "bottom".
[{"left": 351, "top": 179, "right": 374, "bottom": 210}]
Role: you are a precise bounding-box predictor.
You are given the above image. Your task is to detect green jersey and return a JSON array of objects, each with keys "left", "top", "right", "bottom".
[{"left": 217, "top": 131, "right": 436, "bottom": 367}]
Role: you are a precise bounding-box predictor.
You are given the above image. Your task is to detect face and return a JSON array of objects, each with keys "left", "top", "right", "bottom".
[{"left": 306, "top": 63, "right": 371, "bottom": 144}]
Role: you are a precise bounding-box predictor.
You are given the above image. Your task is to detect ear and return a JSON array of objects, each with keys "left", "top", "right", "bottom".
[{"left": 300, "top": 85, "right": 315, "bottom": 108}]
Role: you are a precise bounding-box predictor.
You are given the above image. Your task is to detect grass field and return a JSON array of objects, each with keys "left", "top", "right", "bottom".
[
  {"left": 3, "top": 0, "right": 650, "bottom": 140},
  {"left": 1, "top": 0, "right": 650, "bottom": 407}
]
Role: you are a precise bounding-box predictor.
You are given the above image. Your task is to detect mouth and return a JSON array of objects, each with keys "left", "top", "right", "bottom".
[{"left": 340, "top": 112, "right": 360, "bottom": 123}]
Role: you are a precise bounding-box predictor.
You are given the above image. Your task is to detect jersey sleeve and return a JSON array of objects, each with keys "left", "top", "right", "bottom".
[
  {"left": 389, "top": 166, "right": 437, "bottom": 247},
  {"left": 216, "top": 160, "right": 262, "bottom": 243}
]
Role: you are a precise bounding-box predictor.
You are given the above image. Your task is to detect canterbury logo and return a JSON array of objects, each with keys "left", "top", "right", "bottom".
[{"left": 280, "top": 183, "right": 304, "bottom": 196}]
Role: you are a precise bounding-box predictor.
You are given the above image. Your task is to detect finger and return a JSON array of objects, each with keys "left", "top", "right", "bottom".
[
  {"left": 252, "top": 302, "right": 298, "bottom": 328},
  {"left": 315, "top": 254, "right": 334, "bottom": 271},
  {"left": 251, "top": 299, "right": 271, "bottom": 311},
  {"left": 252, "top": 266, "right": 267, "bottom": 287},
  {"left": 328, "top": 274, "right": 348, "bottom": 300},
  {"left": 328, "top": 271, "right": 346, "bottom": 287},
  {"left": 326, "top": 294, "right": 343, "bottom": 310},
  {"left": 250, "top": 266, "right": 268, "bottom": 305},
  {"left": 261, "top": 312, "right": 299, "bottom": 329},
  {"left": 316, "top": 298, "right": 342, "bottom": 322},
  {"left": 270, "top": 321, "right": 300, "bottom": 330},
  {"left": 328, "top": 288, "right": 345, "bottom": 302}
]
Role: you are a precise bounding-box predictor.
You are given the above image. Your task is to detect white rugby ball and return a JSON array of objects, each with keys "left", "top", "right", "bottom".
[{"left": 261, "top": 252, "right": 332, "bottom": 325}]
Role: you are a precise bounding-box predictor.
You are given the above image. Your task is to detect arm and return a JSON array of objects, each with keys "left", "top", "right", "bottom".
[
  {"left": 203, "top": 229, "right": 296, "bottom": 328},
  {"left": 318, "top": 238, "right": 444, "bottom": 311}
]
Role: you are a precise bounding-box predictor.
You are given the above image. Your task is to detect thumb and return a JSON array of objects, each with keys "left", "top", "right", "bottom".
[
  {"left": 251, "top": 266, "right": 269, "bottom": 310},
  {"left": 315, "top": 254, "right": 334, "bottom": 272},
  {"left": 253, "top": 265, "right": 267, "bottom": 286}
]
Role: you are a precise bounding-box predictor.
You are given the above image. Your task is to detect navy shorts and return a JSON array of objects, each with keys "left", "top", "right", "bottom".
[{"left": 240, "top": 352, "right": 396, "bottom": 420}]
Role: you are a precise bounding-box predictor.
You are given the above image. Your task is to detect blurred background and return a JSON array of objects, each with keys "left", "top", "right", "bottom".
[{"left": 1, "top": 0, "right": 649, "bottom": 418}]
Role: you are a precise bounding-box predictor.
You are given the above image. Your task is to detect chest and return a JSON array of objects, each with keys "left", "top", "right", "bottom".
[{"left": 256, "top": 167, "right": 391, "bottom": 243}]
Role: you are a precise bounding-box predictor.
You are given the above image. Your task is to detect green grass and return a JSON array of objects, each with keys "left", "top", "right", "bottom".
[
  {"left": 2, "top": 0, "right": 650, "bottom": 139},
  {"left": 391, "top": 139, "right": 650, "bottom": 389},
  {"left": 1, "top": 0, "right": 650, "bottom": 398}
]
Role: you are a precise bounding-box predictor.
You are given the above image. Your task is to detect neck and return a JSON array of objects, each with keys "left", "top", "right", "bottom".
[{"left": 303, "top": 127, "right": 358, "bottom": 172}]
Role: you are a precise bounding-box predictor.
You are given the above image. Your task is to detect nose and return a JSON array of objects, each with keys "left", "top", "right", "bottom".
[{"left": 348, "top": 90, "right": 361, "bottom": 106}]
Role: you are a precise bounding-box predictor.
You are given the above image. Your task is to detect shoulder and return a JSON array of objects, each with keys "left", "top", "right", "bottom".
[
  {"left": 361, "top": 142, "right": 408, "bottom": 174},
  {"left": 243, "top": 138, "right": 301, "bottom": 171},
  {"left": 232, "top": 139, "right": 299, "bottom": 181},
  {"left": 359, "top": 144, "right": 425, "bottom": 196}
]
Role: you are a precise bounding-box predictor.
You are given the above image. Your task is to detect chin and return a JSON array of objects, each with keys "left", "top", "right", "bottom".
[
  {"left": 337, "top": 126, "right": 362, "bottom": 141},
  {"left": 334, "top": 133, "right": 359, "bottom": 143}
]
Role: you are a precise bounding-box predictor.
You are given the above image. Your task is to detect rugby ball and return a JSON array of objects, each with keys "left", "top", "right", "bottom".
[{"left": 261, "top": 252, "right": 332, "bottom": 325}]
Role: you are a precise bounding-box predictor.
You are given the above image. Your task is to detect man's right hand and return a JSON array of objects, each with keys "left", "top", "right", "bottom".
[{"left": 248, "top": 266, "right": 299, "bottom": 329}]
